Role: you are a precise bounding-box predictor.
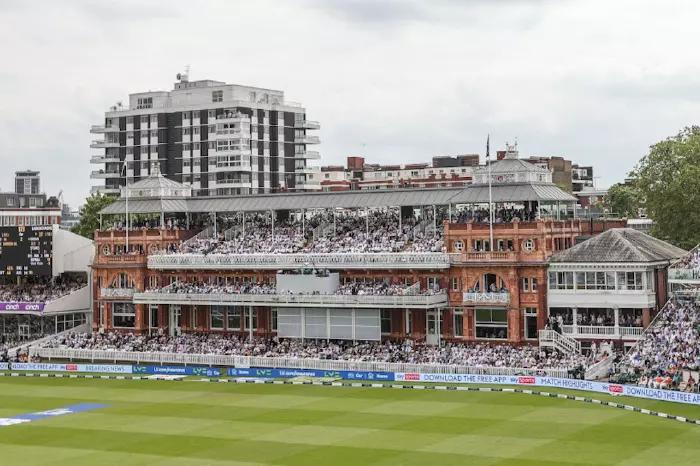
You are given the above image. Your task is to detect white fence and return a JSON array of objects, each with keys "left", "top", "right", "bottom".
[
  {"left": 561, "top": 325, "right": 644, "bottom": 339},
  {"left": 148, "top": 252, "right": 451, "bottom": 270},
  {"left": 133, "top": 291, "right": 448, "bottom": 309},
  {"left": 30, "top": 347, "right": 571, "bottom": 378}
]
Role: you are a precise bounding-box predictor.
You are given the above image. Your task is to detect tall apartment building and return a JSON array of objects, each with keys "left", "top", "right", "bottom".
[
  {"left": 90, "top": 75, "right": 321, "bottom": 197},
  {"left": 15, "top": 170, "right": 40, "bottom": 194}
]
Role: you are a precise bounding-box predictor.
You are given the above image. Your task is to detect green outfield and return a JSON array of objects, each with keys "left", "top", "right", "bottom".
[{"left": 1, "top": 377, "right": 699, "bottom": 465}]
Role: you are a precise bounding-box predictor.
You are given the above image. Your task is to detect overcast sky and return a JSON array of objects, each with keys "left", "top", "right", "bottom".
[{"left": 1, "top": 0, "right": 699, "bottom": 207}]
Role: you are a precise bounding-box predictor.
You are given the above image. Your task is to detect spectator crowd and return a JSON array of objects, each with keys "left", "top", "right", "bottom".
[
  {"left": 41, "top": 331, "right": 592, "bottom": 371},
  {"left": 146, "top": 280, "right": 442, "bottom": 297},
  {"left": 163, "top": 210, "right": 446, "bottom": 256},
  {"left": 0, "top": 276, "right": 86, "bottom": 303},
  {"left": 623, "top": 298, "right": 700, "bottom": 392}
]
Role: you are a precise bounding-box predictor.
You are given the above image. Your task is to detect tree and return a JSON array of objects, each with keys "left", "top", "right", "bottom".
[
  {"left": 70, "top": 194, "right": 118, "bottom": 239},
  {"left": 633, "top": 126, "right": 700, "bottom": 249},
  {"left": 603, "top": 183, "right": 641, "bottom": 218}
]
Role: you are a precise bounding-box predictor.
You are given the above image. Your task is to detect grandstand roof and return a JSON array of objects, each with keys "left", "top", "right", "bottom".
[
  {"left": 99, "top": 182, "right": 576, "bottom": 215},
  {"left": 550, "top": 228, "right": 686, "bottom": 263}
]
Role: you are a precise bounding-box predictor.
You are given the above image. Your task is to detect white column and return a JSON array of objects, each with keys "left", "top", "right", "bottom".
[
  {"left": 351, "top": 309, "right": 356, "bottom": 342},
  {"left": 572, "top": 307, "right": 578, "bottom": 335},
  {"left": 326, "top": 308, "right": 330, "bottom": 342},
  {"left": 248, "top": 306, "right": 253, "bottom": 341},
  {"left": 614, "top": 307, "right": 619, "bottom": 335}
]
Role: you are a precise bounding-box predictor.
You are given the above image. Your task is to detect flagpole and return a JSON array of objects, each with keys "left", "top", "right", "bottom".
[
  {"left": 123, "top": 161, "right": 129, "bottom": 251},
  {"left": 487, "top": 135, "right": 494, "bottom": 252}
]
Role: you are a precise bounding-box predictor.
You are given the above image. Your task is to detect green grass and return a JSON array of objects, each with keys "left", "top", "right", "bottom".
[{"left": 0, "top": 377, "right": 699, "bottom": 465}]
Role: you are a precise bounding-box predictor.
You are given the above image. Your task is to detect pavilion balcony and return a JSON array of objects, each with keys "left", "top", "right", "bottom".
[
  {"left": 132, "top": 290, "right": 448, "bottom": 309},
  {"left": 462, "top": 292, "right": 510, "bottom": 306},
  {"left": 561, "top": 324, "right": 644, "bottom": 340},
  {"left": 668, "top": 268, "right": 700, "bottom": 284},
  {"left": 100, "top": 288, "right": 136, "bottom": 300},
  {"left": 146, "top": 252, "right": 452, "bottom": 270}
]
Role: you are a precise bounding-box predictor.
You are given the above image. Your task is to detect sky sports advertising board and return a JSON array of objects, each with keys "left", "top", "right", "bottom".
[{"left": 0, "top": 226, "right": 52, "bottom": 277}]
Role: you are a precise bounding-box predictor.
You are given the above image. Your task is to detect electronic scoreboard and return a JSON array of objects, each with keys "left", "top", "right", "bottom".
[{"left": 0, "top": 226, "right": 53, "bottom": 277}]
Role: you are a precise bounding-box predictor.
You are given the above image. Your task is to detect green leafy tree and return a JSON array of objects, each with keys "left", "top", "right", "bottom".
[
  {"left": 603, "top": 183, "right": 641, "bottom": 218},
  {"left": 70, "top": 194, "right": 118, "bottom": 239},
  {"left": 633, "top": 126, "right": 700, "bottom": 249}
]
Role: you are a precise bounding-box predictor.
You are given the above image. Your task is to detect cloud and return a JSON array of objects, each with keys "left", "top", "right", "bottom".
[{"left": 1, "top": 0, "right": 699, "bottom": 206}]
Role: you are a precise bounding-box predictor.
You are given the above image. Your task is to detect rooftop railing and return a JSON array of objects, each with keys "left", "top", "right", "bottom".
[
  {"left": 133, "top": 290, "right": 448, "bottom": 309},
  {"left": 147, "top": 252, "right": 452, "bottom": 270}
]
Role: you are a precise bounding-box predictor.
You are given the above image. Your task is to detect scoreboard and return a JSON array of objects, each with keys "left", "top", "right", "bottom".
[{"left": 0, "top": 226, "right": 53, "bottom": 277}]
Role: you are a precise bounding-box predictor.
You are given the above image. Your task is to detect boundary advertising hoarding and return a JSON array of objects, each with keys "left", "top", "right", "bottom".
[
  {"left": 9, "top": 363, "right": 132, "bottom": 374},
  {"left": 132, "top": 365, "right": 221, "bottom": 377},
  {"left": 227, "top": 368, "right": 395, "bottom": 381},
  {"left": 394, "top": 372, "right": 700, "bottom": 406}
]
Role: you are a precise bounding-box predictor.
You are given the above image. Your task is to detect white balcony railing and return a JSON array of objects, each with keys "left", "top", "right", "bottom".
[
  {"left": 133, "top": 291, "right": 448, "bottom": 309},
  {"left": 462, "top": 292, "right": 510, "bottom": 305},
  {"left": 90, "top": 140, "right": 119, "bottom": 148},
  {"left": 148, "top": 252, "right": 451, "bottom": 270},
  {"left": 295, "top": 120, "right": 320, "bottom": 130},
  {"left": 100, "top": 288, "right": 136, "bottom": 299},
  {"left": 668, "top": 268, "right": 700, "bottom": 283},
  {"left": 295, "top": 135, "right": 320, "bottom": 144},
  {"left": 561, "top": 325, "right": 644, "bottom": 339}
]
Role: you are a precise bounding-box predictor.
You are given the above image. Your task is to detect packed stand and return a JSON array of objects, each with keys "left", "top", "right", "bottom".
[
  {"left": 42, "top": 332, "right": 591, "bottom": 371},
  {"left": 671, "top": 249, "right": 700, "bottom": 270},
  {"left": 146, "top": 280, "right": 442, "bottom": 296},
  {"left": 162, "top": 210, "right": 446, "bottom": 255},
  {"left": 0, "top": 275, "right": 87, "bottom": 303},
  {"left": 620, "top": 298, "right": 700, "bottom": 392}
]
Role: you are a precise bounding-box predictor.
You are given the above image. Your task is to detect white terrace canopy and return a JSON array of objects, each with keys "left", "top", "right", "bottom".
[{"left": 99, "top": 182, "right": 576, "bottom": 216}]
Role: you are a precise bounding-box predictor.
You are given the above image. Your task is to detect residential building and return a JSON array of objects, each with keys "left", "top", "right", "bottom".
[
  {"left": 15, "top": 170, "right": 41, "bottom": 194},
  {"left": 320, "top": 154, "right": 478, "bottom": 191},
  {"left": 0, "top": 192, "right": 61, "bottom": 227},
  {"left": 90, "top": 74, "right": 320, "bottom": 197}
]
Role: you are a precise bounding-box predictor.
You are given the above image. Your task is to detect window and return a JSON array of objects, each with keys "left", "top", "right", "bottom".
[
  {"left": 149, "top": 304, "right": 159, "bottom": 328},
  {"left": 617, "top": 271, "right": 644, "bottom": 290},
  {"left": 271, "top": 309, "right": 278, "bottom": 331},
  {"left": 453, "top": 310, "right": 464, "bottom": 337},
  {"left": 380, "top": 310, "right": 391, "bottom": 334},
  {"left": 523, "top": 307, "right": 538, "bottom": 339},
  {"left": 451, "top": 276, "right": 461, "bottom": 291},
  {"left": 112, "top": 303, "right": 135, "bottom": 328},
  {"left": 136, "top": 98, "right": 152, "bottom": 109},
  {"left": 453, "top": 240, "right": 464, "bottom": 252},
  {"left": 521, "top": 277, "right": 530, "bottom": 292},
  {"left": 531, "top": 278, "right": 538, "bottom": 291},
  {"left": 475, "top": 308, "right": 508, "bottom": 339},
  {"left": 244, "top": 309, "right": 258, "bottom": 330},
  {"left": 522, "top": 239, "right": 535, "bottom": 252},
  {"left": 549, "top": 271, "right": 574, "bottom": 290},
  {"left": 212, "top": 90, "right": 223, "bottom": 102},
  {"left": 211, "top": 309, "right": 224, "bottom": 330},
  {"left": 427, "top": 277, "right": 440, "bottom": 290},
  {"left": 148, "top": 276, "right": 159, "bottom": 289},
  {"left": 226, "top": 308, "right": 241, "bottom": 330}
]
